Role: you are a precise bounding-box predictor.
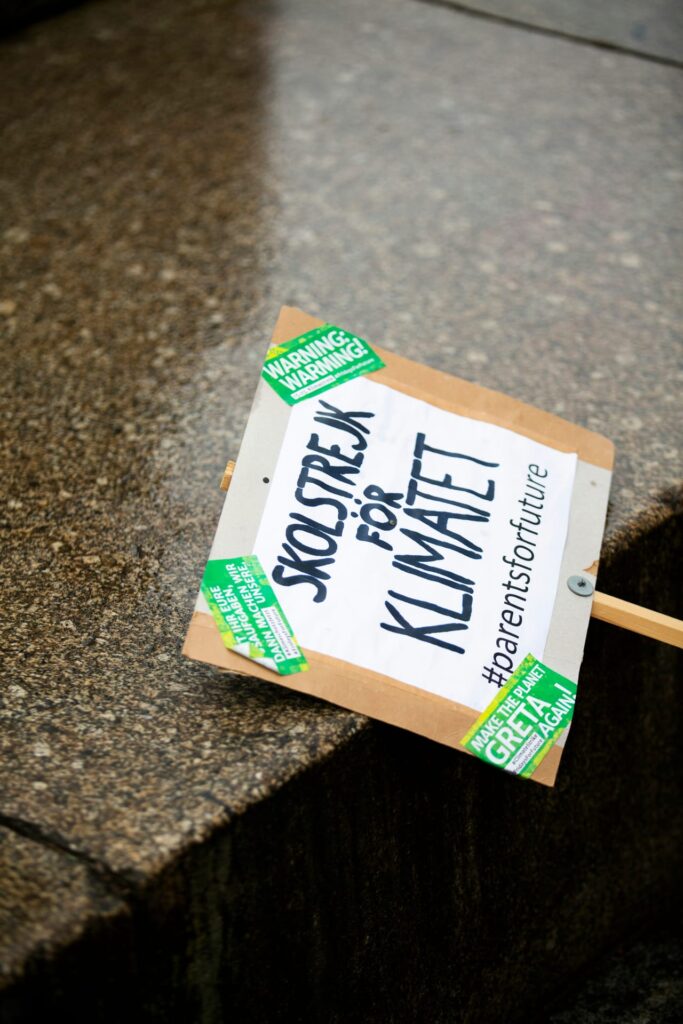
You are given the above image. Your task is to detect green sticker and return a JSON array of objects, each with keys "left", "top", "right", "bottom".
[
  {"left": 262, "top": 324, "right": 385, "bottom": 405},
  {"left": 461, "top": 654, "right": 577, "bottom": 777},
  {"left": 201, "top": 556, "right": 308, "bottom": 675}
]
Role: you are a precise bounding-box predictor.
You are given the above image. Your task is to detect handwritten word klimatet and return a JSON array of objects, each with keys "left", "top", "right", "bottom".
[{"left": 254, "top": 377, "right": 576, "bottom": 713}]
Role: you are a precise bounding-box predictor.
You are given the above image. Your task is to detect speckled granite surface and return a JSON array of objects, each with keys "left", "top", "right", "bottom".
[{"left": 0, "top": 0, "right": 681, "bottom": 1018}]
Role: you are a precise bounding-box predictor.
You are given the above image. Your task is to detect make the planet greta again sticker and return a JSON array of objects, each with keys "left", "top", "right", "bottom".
[
  {"left": 461, "top": 654, "right": 577, "bottom": 777},
  {"left": 201, "top": 556, "right": 308, "bottom": 675},
  {"left": 262, "top": 324, "right": 385, "bottom": 405}
]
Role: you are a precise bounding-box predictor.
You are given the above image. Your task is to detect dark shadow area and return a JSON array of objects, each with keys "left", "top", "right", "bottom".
[
  {"left": 545, "top": 919, "right": 683, "bottom": 1023},
  {"left": 0, "top": 1, "right": 92, "bottom": 35}
]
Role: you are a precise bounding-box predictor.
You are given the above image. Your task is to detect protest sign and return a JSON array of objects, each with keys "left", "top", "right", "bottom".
[{"left": 184, "top": 307, "right": 614, "bottom": 785}]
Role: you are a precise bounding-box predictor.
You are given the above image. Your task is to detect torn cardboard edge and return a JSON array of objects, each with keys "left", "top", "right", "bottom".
[{"left": 183, "top": 306, "right": 615, "bottom": 787}]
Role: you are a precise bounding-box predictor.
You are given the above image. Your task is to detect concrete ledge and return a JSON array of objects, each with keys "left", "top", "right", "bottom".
[{"left": 3, "top": 515, "right": 681, "bottom": 1022}]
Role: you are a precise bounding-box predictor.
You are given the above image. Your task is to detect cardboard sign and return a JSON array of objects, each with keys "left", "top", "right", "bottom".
[{"left": 184, "top": 307, "right": 614, "bottom": 786}]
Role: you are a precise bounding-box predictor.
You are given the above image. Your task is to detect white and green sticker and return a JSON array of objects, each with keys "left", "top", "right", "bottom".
[
  {"left": 461, "top": 654, "right": 577, "bottom": 777},
  {"left": 262, "top": 325, "right": 385, "bottom": 405},
  {"left": 201, "top": 556, "right": 308, "bottom": 675}
]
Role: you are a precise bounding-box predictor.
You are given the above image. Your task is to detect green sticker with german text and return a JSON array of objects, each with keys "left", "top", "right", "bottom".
[
  {"left": 461, "top": 654, "right": 577, "bottom": 777},
  {"left": 262, "top": 325, "right": 385, "bottom": 405},
  {"left": 201, "top": 556, "right": 308, "bottom": 675}
]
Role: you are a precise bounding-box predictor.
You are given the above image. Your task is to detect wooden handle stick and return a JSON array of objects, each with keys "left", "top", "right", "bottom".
[
  {"left": 592, "top": 591, "right": 683, "bottom": 649},
  {"left": 220, "top": 459, "right": 236, "bottom": 492}
]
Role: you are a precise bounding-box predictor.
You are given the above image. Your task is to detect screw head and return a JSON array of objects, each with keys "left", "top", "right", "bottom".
[{"left": 567, "top": 574, "right": 594, "bottom": 597}]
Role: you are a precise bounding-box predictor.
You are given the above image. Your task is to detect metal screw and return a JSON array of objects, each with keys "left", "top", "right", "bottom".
[{"left": 567, "top": 574, "right": 594, "bottom": 597}]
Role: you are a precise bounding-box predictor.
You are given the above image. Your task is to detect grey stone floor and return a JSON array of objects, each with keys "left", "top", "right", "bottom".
[
  {"left": 1, "top": 0, "right": 681, "bottom": 1019},
  {"left": 431, "top": 0, "right": 683, "bottom": 64}
]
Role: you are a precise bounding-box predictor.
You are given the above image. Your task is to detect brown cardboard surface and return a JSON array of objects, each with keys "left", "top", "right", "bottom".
[
  {"left": 183, "top": 306, "right": 613, "bottom": 786},
  {"left": 183, "top": 610, "right": 562, "bottom": 786}
]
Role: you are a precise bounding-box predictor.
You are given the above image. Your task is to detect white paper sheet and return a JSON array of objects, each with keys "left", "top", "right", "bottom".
[{"left": 253, "top": 377, "right": 576, "bottom": 712}]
